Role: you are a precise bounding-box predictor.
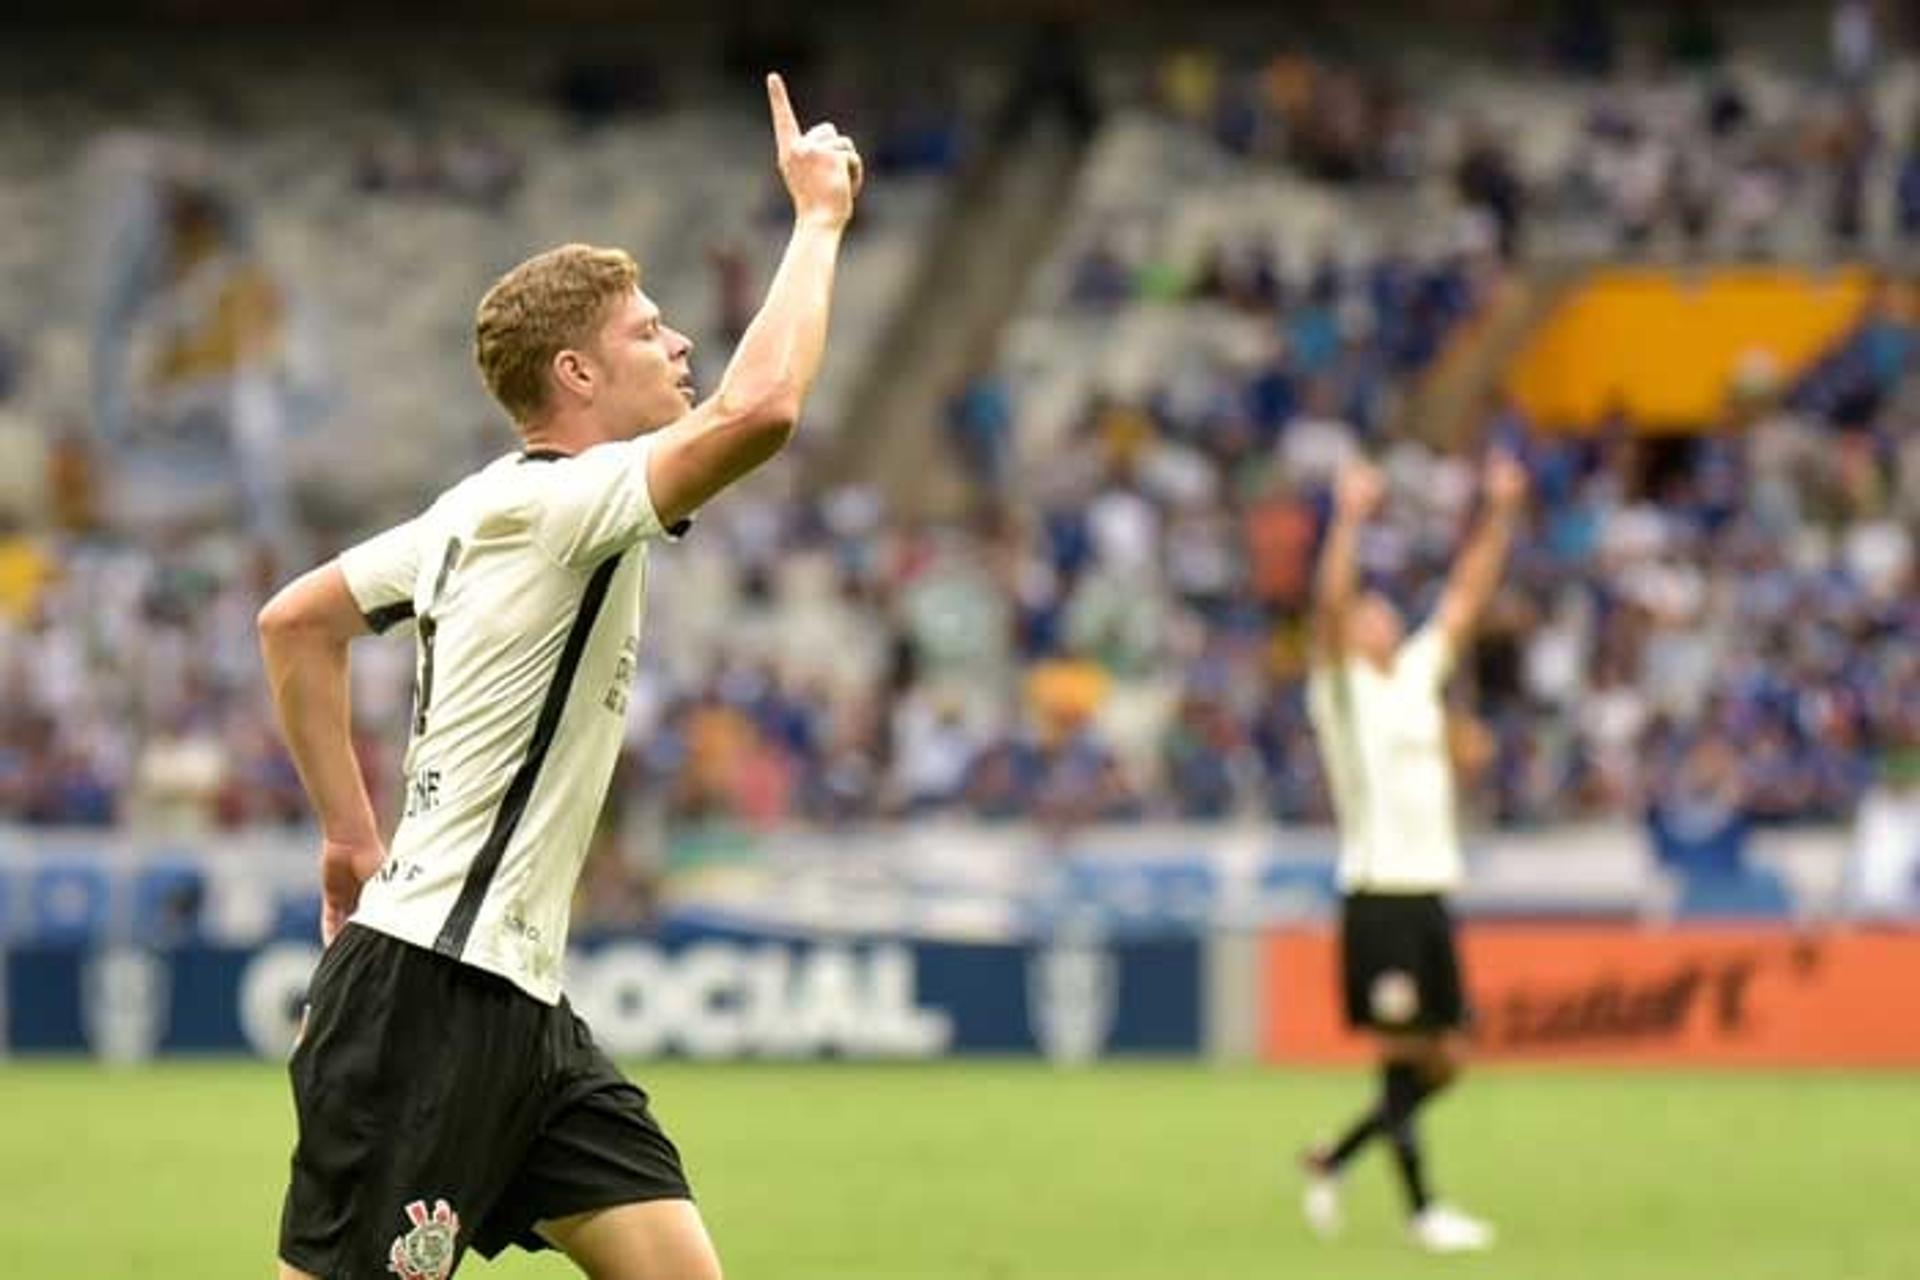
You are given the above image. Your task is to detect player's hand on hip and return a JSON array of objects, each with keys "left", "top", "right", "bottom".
[
  {"left": 767, "top": 72, "right": 863, "bottom": 229},
  {"left": 318, "top": 835, "right": 385, "bottom": 946}
]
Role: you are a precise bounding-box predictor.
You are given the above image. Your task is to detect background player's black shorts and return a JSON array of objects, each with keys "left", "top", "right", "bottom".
[
  {"left": 1340, "top": 892, "right": 1468, "bottom": 1033},
  {"left": 279, "top": 924, "right": 691, "bottom": 1278}
]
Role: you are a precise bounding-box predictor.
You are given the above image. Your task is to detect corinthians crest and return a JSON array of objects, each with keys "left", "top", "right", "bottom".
[{"left": 388, "top": 1198, "right": 460, "bottom": 1280}]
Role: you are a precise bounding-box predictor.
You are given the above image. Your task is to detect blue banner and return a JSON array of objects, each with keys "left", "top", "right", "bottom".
[{"left": 1, "top": 931, "right": 1202, "bottom": 1061}]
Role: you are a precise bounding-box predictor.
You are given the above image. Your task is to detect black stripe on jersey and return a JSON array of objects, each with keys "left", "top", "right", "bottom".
[
  {"left": 363, "top": 601, "right": 415, "bottom": 634},
  {"left": 413, "top": 538, "right": 465, "bottom": 737},
  {"left": 432, "top": 552, "right": 624, "bottom": 959}
]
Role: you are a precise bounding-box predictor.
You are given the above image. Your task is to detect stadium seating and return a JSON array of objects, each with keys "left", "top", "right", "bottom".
[
  {"left": 0, "top": 36, "right": 965, "bottom": 506},
  {"left": 0, "top": 23, "right": 1914, "bottom": 939}
]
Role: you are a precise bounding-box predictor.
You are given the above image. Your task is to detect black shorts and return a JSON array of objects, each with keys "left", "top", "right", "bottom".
[
  {"left": 1340, "top": 892, "right": 1467, "bottom": 1033},
  {"left": 279, "top": 924, "right": 691, "bottom": 1278}
]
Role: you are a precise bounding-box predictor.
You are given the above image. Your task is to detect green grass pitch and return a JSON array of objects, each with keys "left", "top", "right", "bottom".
[{"left": 3, "top": 1060, "right": 1911, "bottom": 1278}]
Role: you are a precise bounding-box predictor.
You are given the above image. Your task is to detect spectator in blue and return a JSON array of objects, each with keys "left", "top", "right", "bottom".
[
  {"left": 947, "top": 368, "right": 1015, "bottom": 490},
  {"left": 1032, "top": 725, "right": 1141, "bottom": 827},
  {"left": 1647, "top": 735, "right": 1752, "bottom": 879},
  {"left": 1161, "top": 688, "right": 1240, "bottom": 819},
  {"left": 1898, "top": 138, "right": 1920, "bottom": 242},
  {"left": 963, "top": 735, "right": 1043, "bottom": 820}
]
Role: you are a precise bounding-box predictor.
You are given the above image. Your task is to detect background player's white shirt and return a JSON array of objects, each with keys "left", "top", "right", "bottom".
[
  {"left": 1307, "top": 624, "right": 1463, "bottom": 894},
  {"left": 337, "top": 438, "right": 678, "bottom": 1004}
]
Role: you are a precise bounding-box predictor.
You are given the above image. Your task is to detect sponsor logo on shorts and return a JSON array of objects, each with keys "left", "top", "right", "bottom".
[
  {"left": 1370, "top": 969, "right": 1421, "bottom": 1024},
  {"left": 387, "top": 1198, "right": 460, "bottom": 1280}
]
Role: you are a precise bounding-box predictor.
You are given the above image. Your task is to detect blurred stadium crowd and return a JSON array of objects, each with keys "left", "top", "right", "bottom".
[{"left": 0, "top": 5, "right": 1917, "bottom": 900}]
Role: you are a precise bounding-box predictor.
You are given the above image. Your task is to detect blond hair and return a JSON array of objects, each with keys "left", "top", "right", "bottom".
[{"left": 473, "top": 243, "right": 640, "bottom": 423}]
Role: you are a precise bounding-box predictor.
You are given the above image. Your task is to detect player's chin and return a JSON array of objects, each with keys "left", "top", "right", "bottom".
[
  {"left": 631, "top": 399, "right": 689, "bottom": 436},
  {"left": 648, "top": 382, "right": 695, "bottom": 422}
]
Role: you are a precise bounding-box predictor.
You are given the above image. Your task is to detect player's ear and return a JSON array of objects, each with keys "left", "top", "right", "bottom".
[{"left": 551, "top": 348, "right": 595, "bottom": 404}]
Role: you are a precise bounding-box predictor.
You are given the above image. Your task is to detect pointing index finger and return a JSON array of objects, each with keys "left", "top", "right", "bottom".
[{"left": 767, "top": 72, "right": 801, "bottom": 151}]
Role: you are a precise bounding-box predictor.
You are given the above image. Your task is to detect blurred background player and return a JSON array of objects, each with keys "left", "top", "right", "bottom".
[
  {"left": 1299, "top": 452, "right": 1527, "bottom": 1254},
  {"left": 257, "top": 74, "right": 861, "bottom": 1280}
]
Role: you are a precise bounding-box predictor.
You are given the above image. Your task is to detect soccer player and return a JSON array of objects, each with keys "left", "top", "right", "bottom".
[
  {"left": 1298, "top": 450, "right": 1527, "bottom": 1254},
  {"left": 257, "top": 74, "right": 859, "bottom": 1280}
]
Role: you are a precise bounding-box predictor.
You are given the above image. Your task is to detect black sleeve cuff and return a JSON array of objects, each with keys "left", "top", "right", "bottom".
[{"left": 362, "top": 601, "right": 416, "bottom": 634}]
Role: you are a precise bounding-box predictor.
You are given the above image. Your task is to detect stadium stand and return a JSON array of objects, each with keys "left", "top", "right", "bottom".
[{"left": 0, "top": 14, "right": 1916, "bottom": 942}]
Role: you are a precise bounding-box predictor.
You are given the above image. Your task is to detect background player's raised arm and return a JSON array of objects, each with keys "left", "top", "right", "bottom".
[
  {"left": 1432, "top": 451, "right": 1529, "bottom": 652},
  {"left": 644, "top": 73, "right": 865, "bottom": 529},
  {"left": 1312, "top": 459, "right": 1384, "bottom": 660}
]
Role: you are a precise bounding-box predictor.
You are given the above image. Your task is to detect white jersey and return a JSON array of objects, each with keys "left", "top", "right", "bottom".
[
  {"left": 1306, "top": 624, "right": 1463, "bottom": 894},
  {"left": 337, "top": 438, "right": 681, "bottom": 1003}
]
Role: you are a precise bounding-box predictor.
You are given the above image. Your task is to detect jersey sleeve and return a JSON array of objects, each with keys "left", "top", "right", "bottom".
[
  {"left": 532, "top": 436, "right": 684, "bottom": 569},
  {"left": 338, "top": 518, "right": 423, "bottom": 634},
  {"left": 1400, "top": 623, "right": 1455, "bottom": 691}
]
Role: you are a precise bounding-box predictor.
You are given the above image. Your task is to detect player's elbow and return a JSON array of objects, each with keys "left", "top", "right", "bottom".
[
  {"left": 715, "top": 379, "right": 801, "bottom": 440},
  {"left": 736, "top": 391, "right": 800, "bottom": 445},
  {"left": 747, "top": 410, "right": 797, "bottom": 457},
  {"left": 715, "top": 400, "right": 797, "bottom": 477}
]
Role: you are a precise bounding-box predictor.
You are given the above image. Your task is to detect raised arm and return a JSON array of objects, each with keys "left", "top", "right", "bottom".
[
  {"left": 1312, "top": 460, "right": 1384, "bottom": 660},
  {"left": 258, "top": 563, "right": 385, "bottom": 945},
  {"left": 1433, "top": 450, "right": 1528, "bottom": 652},
  {"left": 645, "top": 73, "right": 864, "bottom": 528}
]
